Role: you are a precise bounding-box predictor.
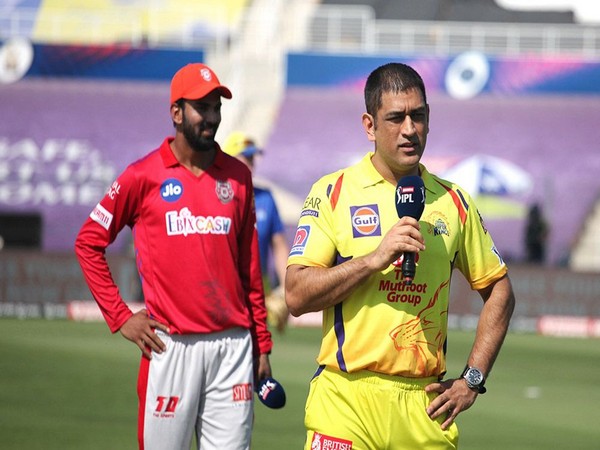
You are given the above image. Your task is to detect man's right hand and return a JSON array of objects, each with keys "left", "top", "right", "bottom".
[
  {"left": 119, "top": 309, "right": 170, "bottom": 359},
  {"left": 368, "top": 216, "right": 425, "bottom": 272}
]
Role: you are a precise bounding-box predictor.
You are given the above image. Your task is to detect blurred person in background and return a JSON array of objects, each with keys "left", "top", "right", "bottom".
[
  {"left": 285, "top": 62, "right": 515, "bottom": 450},
  {"left": 75, "top": 63, "right": 272, "bottom": 450},
  {"left": 524, "top": 202, "right": 549, "bottom": 264},
  {"left": 224, "top": 131, "right": 290, "bottom": 332}
]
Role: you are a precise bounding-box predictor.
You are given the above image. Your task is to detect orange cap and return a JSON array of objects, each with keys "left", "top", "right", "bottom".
[{"left": 170, "top": 63, "right": 232, "bottom": 104}]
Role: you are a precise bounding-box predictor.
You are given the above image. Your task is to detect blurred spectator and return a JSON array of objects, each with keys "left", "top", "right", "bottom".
[
  {"left": 524, "top": 203, "right": 549, "bottom": 264},
  {"left": 223, "top": 131, "right": 290, "bottom": 332}
]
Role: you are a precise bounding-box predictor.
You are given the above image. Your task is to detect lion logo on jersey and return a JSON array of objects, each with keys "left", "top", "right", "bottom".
[{"left": 389, "top": 280, "right": 449, "bottom": 376}]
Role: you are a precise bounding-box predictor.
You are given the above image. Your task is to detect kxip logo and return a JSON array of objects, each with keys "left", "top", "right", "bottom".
[
  {"left": 200, "top": 68, "right": 212, "bottom": 81},
  {"left": 160, "top": 178, "right": 183, "bottom": 202},
  {"left": 350, "top": 205, "right": 381, "bottom": 238},
  {"left": 215, "top": 180, "right": 234, "bottom": 204}
]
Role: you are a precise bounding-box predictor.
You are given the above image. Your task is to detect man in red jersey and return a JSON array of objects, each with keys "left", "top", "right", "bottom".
[{"left": 75, "top": 63, "right": 273, "bottom": 450}]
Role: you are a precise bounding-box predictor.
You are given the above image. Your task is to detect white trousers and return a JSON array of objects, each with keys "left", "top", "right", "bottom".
[{"left": 138, "top": 328, "right": 254, "bottom": 450}]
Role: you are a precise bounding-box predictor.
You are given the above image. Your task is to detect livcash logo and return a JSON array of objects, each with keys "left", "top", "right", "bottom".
[
  {"left": 232, "top": 383, "right": 253, "bottom": 402},
  {"left": 165, "top": 207, "right": 231, "bottom": 236},
  {"left": 160, "top": 178, "right": 183, "bottom": 202},
  {"left": 154, "top": 396, "right": 179, "bottom": 418}
]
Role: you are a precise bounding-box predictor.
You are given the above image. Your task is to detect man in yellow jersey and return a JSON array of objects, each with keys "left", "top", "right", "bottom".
[{"left": 285, "top": 62, "right": 515, "bottom": 450}]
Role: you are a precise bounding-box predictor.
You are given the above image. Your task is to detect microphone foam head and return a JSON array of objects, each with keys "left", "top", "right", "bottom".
[
  {"left": 395, "top": 175, "right": 425, "bottom": 220},
  {"left": 256, "top": 377, "right": 286, "bottom": 409}
]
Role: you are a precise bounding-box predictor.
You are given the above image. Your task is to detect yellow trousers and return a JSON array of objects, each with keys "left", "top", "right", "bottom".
[{"left": 303, "top": 367, "right": 459, "bottom": 450}]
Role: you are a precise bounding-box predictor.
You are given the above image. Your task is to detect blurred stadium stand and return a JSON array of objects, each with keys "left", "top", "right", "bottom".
[
  {"left": 321, "top": 0, "right": 575, "bottom": 23},
  {"left": 2, "top": 1, "right": 598, "bottom": 56},
  {"left": 1, "top": 0, "right": 599, "bottom": 272},
  {"left": 1, "top": 0, "right": 246, "bottom": 50},
  {"left": 304, "top": 3, "right": 598, "bottom": 57}
]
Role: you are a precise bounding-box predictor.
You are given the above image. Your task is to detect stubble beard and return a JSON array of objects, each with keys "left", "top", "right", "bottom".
[{"left": 181, "top": 114, "right": 217, "bottom": 153}]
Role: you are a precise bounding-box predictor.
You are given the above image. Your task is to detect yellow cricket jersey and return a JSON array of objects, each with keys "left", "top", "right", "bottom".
[{"left": 288, "top": 152, "right": 507, "bottom": 378}]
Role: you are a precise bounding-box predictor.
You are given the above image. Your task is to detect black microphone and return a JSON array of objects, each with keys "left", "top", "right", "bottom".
[{"left": 395, "top": 175, "right": 426, "bottom": 285}]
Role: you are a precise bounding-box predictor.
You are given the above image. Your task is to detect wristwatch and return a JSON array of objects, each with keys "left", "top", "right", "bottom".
[{"left": 461, "top": 366, "right": 487, "bottom": 394}]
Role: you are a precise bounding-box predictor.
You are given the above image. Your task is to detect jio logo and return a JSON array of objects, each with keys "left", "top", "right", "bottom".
[{"left": 160, "top": 178, "right": 183, "bottom": 202}]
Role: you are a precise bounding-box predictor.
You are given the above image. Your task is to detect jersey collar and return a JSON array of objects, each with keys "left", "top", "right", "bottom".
[
  {"left": 419, "top": 164, "right": 448, "bottom": 197},
  {"left": 360, "top": 151, "right": 444, "bottom": 197},
  {"left": 359, "top": 152, "right": 386, "bottom": 188},
  {"left": 159, "top": 137, "right": 227, "bottom": 170},
  {"left": 160, "top": 137, "right": 178, "bottom": 167}
]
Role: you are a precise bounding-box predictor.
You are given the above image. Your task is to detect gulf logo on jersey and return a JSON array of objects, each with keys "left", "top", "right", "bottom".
[
  {"left": 160, "top": 178, "right": 183, "bottom": 202},
  {"left": 289, "top": 225, "right": 310, "bottom": 256},
  {"left": 350, "top": 204, "right": 381, "bottom": 238}
]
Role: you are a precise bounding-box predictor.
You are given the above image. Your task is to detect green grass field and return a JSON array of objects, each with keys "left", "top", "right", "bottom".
[{"left": 1, "top": 319, "right": 598, "bottom": 449}]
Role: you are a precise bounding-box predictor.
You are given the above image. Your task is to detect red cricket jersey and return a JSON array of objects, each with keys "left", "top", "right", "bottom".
[{"left": 75, "top": 137, "right": 272, "bottom": 355}]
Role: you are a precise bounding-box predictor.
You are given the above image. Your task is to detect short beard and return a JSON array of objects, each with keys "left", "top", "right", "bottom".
[{"left": 181, "top": 112, "right": 216, "bottom": 153}]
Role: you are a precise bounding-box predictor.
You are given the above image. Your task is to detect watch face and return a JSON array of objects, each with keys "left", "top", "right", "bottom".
[{"left": 466, "top": 368, "right": 483, "bottom": 386}]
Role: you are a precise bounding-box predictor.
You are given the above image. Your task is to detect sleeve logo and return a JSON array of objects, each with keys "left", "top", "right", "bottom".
[
  {"left": 107, "top": 181, "right": 121, "bottom": 199},
  {"left": 290, "top": 225, "right": 310, "bottom": 256},
  {"left": 90, "top": 203, "right": 113, "bottom": 230}
]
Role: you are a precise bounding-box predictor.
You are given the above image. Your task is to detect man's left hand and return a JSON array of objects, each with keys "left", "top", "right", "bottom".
[
  {"left": 425, "top": 378, "right": 478, "bottom": 430},
  {"left": 254, "top": 353, "right": 272, "bottom": 385}
]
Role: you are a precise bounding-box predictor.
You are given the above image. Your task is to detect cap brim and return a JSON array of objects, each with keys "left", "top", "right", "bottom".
[
  {"left": 215, "top": 86, "right": 233, "bottom": 99},
  {"left": 180, "top": 85, "right": 232, "bottom": 101},
  {"left": 241, "top": 146, "right": 262, "bottom": 157}
]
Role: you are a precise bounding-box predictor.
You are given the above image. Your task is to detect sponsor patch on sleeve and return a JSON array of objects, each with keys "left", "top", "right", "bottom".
[
  {"left": 301, "top": 209, "right": 319, "bottom": 218},
  {"left": 289, "top": 225, "right": 310, "bottom": 256},
  {"left": 90, "top": 203, "right": 113, "bottom": 230}
]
